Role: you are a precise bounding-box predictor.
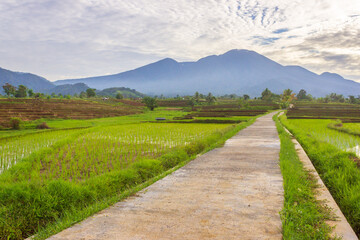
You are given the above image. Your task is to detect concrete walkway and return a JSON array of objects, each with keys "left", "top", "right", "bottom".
[{"left": 48, "top": 112, "right": 283, "bottom": 240}]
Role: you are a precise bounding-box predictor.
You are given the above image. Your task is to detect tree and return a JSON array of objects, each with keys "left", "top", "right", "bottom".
[
  {"left": 15, "top": 85, "right": 28, "bottom": 98},
  {"left": 243, "top": 94, "right": 250, "bottom": 100},
  {"left": 194, "top": 91, "right": 200, "bottom": 103},
  {"left": 206, "top": 92, "right": 216, "bottom": 105},
  {"left": 116, "top": 91, "right": 124, "bottom": 99},
  {"left": 86, "top": 88, "right": 96, "bottom": 98},
  {"left": 280, "top": 89, "right": 296, "bottom": 108},
  {"left": 142, "top": 96, "right": 158, "bottom": 111},
  {"left": 327, "top": 93, "right": 344, "bottom": 102},
  {"left": 229, "top": 94, "right": 237, "bottom": 99},
  {"left": 261, "top": 88, "right": 272, "bottom": 101},
  {"left": 34, "top": 93, "right": 44, "bottom": 99},
  {"left": 28, "top": 89, "right": 34, "bottom": 97},
  {"left": 79, "top": 91, "right": 87, "bottom": 98},
  {"left": 187, "top": 98, "right": 196, "bottom": 110},
  {"left": 2, "top": 83, "right": 16, "bottom": 97},
  {"left": 296, "top": 89, "right": 307, "bottom": 100},
  {"left": 349, "top": 95, "right": 356, "bottom": 104}
]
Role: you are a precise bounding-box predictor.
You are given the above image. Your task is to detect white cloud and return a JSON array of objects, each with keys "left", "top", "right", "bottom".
[{"left": 0, "top": 0, "right": 359, "bottom": 81}]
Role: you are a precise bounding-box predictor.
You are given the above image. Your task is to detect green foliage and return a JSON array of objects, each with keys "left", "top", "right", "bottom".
[
  {"left": 205, "top": 92, "right": 216, "bottom": 105},
  {"left": 79, "top": 91, "right": 87, "bottom": 98},
  {"left": 28, "top": 89, "right": 34, "bottom": 97},
  {"left": 159, "top": 150, "right": 188, "bottom": 169},
  {"left": 261, "top": 88, "right": 272, "bottom": 101},
  {"left": 274, "top": 114, "right": 332, "bottom": 239},
  {"left": 184, "top": 141, "right": 206, "bottom": 156},
  {"left": 296, "top": 89, "right": 312, "bottom": 101},
  {"left": 142, "top": 96, "right": 158, "bottom": 111},
  {"left": 2, "top": 83, "right": 16, "bottom": 97},
  {"left": 34, "top": 93, "right": 45, "bottom": 99},
  {"left": 115, "top": 91, "right": 123, "bottom": 99},
  {"left": 0, "top": 118, "right": 255, "bottom": 239},
  {"left": 97, "top": 87, "right": 144, "bottom": 99},
  {"left": 187, "top": 98, "right": 195, "bottom": 109},
  {"left": 15, "top": 85, "right": 28, "bottom": 98},
  {"left": 86, "top": 88, "right": 96, "bottom": 98},
  {"left": 9, "top": 118, "right": 22, "bottom": 130},
  {"left": 36, "top": 122, "right": 50, "bottom": 129},
  {"left": 280, "top": 115, "right": 360, "bottom": 236},
  {"left": 326, "top": 93, "right": 345, "bottom": 103},
  {"left": 194, "top": 91, "right": 200, "bottom": 103}
]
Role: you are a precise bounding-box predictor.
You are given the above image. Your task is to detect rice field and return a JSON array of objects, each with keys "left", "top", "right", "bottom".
[
  {"left": 286, "top": 119, "right": 360, "bottom": 155},
  {"left": 281, "top": 114, "right": 360, "bottom": 237},
  {"left": 0, "top": 129, "right": 85, "bottom": 173},
  {"left": 29, "top": 123, "right": 232, "bottom": 181}
]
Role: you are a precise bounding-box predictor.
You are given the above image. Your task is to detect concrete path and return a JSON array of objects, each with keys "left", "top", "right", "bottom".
[{"left": 48, "top": 112, "right": 283, "bottom": 240}]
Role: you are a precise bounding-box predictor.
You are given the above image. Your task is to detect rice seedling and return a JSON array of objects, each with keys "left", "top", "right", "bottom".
[
  {"left": 287, "top": 119, "right": 360, "bottom": 155},
  {"left": 0, "top": 129, "right": 84, "bottom": 173},
  {"left": 32, "top": 123, "right": 233, "bottom": 181},
  {"left": 280, "top": 115, "right": 360, "bottom": 236}
]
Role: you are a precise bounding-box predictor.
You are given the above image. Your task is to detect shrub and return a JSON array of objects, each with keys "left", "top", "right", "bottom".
[
  {"left": 132, "top": 159, "right": 163, "bottom": 181},
  {"left": 36, "top": 122, "right": 50, "bottom": 129},
  {"left": 159, "top": 150, "right": 188, "bottom": 169},
  {"left": 9, "top": 118, "right": 22, "bottom": 130},
  {"left": 184, "top": 141, "right": 206, "bottom": 156}
]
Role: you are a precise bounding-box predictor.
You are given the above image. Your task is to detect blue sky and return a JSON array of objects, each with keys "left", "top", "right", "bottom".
[{"left": 0, "top": 0, "right": 359, "bottom": 81}]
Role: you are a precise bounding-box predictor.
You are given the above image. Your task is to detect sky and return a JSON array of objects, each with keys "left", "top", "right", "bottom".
[{"left": 0, "top": 0, "right": 359, "bottom": 82}]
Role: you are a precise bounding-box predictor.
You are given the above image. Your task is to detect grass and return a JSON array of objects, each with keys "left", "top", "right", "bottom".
[
  {"left": 0, "top": 108, "right": 186, "bottom": 136},
  {"left": 329, "top": 122, "right": 360, "bottom": 137},
  {"left": 0, "top": 108, "right": 257, "bottom": 239},
  {"left": 0, "top": 128, "right": 89, "bottom": 173},
  {"left": 280, "top": 114, "right": 360, "bottom": 237},
  {"left": 285, "top": 119, "right": 360, "bottom": 154},
  {"left": 274, "top": 114, "right": 332, "bottom": 239}
]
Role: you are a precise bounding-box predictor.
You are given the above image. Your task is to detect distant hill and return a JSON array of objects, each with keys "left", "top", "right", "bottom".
[
  {"left": 0, "top": 67, "right": 54, "bottom": 92},
  {"left": 44, "top": 83, "right": 90, "bottom": 95},
  {"left": 55, "top": 49, "right": 360, "bottom": 97},
  {"left": 96, "top": 87, "right": 145, "bottom": 98}
]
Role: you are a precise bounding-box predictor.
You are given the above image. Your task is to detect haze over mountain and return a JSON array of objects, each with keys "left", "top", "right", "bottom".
[
  {"left": 0, "top": 67, "right": 91, "bottom": 95},
  {"left": 0, "top": 67, "right": 54, "bottom": 92},
  {"left": 55, "top": 49, "right": 360, "bottom": 97}
]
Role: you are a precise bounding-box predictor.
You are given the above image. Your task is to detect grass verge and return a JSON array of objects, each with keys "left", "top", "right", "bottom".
[
  {"left": 279, "top": 114, "right": 360, "bottom": 237},
  {"left": 274, "top": 114, "right": 332, "bottom": 239}
]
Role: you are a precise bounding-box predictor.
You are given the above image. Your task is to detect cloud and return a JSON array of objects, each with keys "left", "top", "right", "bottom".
[
  {"left": 251, "top": 36, "right": 280, "bottom": 45},
  {"left": 0, "top": 0, "right": 359, "bottom": 81},
  {"left": 273, "top": 28, "right": 289, "bottom": 34}
]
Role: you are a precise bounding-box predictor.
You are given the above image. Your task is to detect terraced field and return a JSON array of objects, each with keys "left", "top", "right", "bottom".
[
  {"left": 281, "top": 105, "right": 360, "bottom": 237},
  {"left": 0, "top": 104, "right": 267, "bottom": 239},
  {"left": 0, "top": 99, "right": 142, "bottom": 127},
  {"left": 287, "top": 102, "right": 360, "bottom": 122}
]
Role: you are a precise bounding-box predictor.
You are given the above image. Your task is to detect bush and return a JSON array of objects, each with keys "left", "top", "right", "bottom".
[
  {"left": 159, "top": 150, "right": 188, "bottom": 169},
  {"left": 132, "top": 159, "right": 163, "bottom": 181},
  {"left": 9, "top": 118, "right": 22, "bottom": 130},
  {"left": 36, "top": 122, "right": 50, "bottom": 129},
  {"left": 184, "top": 141, "right": 206, "bottom": 156}
]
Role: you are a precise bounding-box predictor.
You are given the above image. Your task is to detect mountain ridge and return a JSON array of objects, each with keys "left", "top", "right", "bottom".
[
  {"left": 55, "top": 49, "right": 360, "bottom": 97},
  {"left": 2, "top": 49, "right": 360, "bottom": 97}
]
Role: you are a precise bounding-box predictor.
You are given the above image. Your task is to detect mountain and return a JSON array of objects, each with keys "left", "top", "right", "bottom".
[
  {"left": 0, "top": 67, "right": 55, "bottom": 92},
  {"left": 96, "top": 87, "right": 145, "bottom": 98},
  {"left": 0, "top": 68, "right": 92, "bottom": 95},
  {"left": 55, "top": 49, "right": 360, "bottom": 97},
  {"left": 44, "top": 83, "right": 90, "bottom": 95}
]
